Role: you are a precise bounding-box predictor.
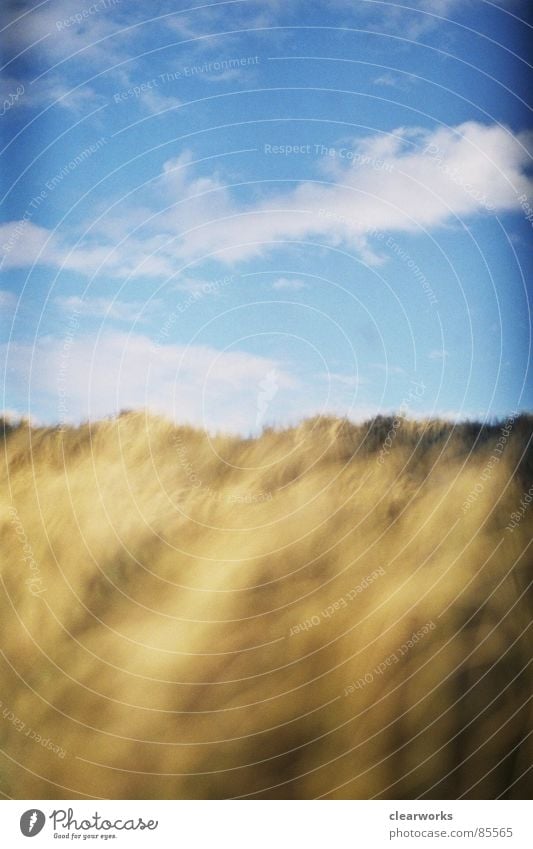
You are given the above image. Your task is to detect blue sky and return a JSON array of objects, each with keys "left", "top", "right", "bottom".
[{"left": 1, "top": 0, "right": 532, "bottom": 432}]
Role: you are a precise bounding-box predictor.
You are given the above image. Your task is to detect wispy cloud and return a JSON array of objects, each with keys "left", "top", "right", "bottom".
[
  {"left": 371, "top": 363, "right": 407, "bottom": 377},
  {"left": 374, "top": 72, "right": 415, "bottom": 91},
  {"left": 2, "top": 0, "right": 130, "bottom": 67},
  {"left": 149, "top": 121, "right": 533, "bottom": 265},
  {"left": 164, "top": 0, "right": 289, "bottom": 42},
  {"left": 272, "top": 277, "right": 308, "bottom": 291},
  {"left": 54, "top": 296, "right": 160, "bottom": 323},
  {"left": 3, "top": 122, "right": 531, "bottom": 277},
  {"left": 343, "top": 0, "right": 471, "bottom": 40},
  {"left": 0, "top": 75, "right": 104, "bottom": 114},
  {"left": 1, "top": 331, "right": 298, "bottom": 433},
  {"left": 0, "top": 290, "right": 17, "bottom": 310},
  {"left": 139, "top": 88, "right": 182, "bottom": 115},
  {"left": 0, "top": 221, "right": 55, "bottom": 270},
  {"left": 329, "top": 0, "right": 523, "bottom": 42},
  {"left": 318, "top": 371, "right": 365, "bottom": 388},
  {"left": 34, "top": 78, "right": 104, "bottom": 112}
]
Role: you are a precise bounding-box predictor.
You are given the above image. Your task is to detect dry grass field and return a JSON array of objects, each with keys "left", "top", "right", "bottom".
[{"left": 1, "top": 411, "right": 532, "bottom": 799}]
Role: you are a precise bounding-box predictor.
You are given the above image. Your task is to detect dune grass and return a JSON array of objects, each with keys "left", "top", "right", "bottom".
[{"left": 0, "top": 411, "right": 531, "bottom": 799}]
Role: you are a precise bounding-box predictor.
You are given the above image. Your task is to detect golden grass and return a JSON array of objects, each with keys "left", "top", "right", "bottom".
[{"left": 0, "top": 411, "right": 531, "bottom": 799}]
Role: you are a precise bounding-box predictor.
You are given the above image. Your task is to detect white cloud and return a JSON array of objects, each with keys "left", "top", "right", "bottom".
[
  {"left": 171, "top": 275, "right": 233, "bottom": 295},
  {"left": 140, "top": 89, "right": 182, "bottom": 115},
  {"left": 272, "top": 277, "right": 308, "bottom": 291},
  {"left": 165, "top": 0, "right": 288, "bottom": 43},
  {"left": 0, "top": 75, "right": 103, "bottom": 113},
  {"left": 334, "top": 0, "right": 524, "bottom": 41},
  {"left": 1, "top": 331, "right": 298, "bottom": 433},
  {"left": 36, "top": 79, "right": 104, "bottom": 113},
  {"left": 0, "top": 290, "right": 17, "bottom": 310},
  {"left": 428, "top": 349, "right": 450, "bottom": 360},
  {"left": 2, "top": 0, "right": 130, "bottom": 66},
  {"left": 374, "top": 73, "right": 415, "bottom": 92},
  {"left": 3, "top": 122, "right": 531, "bottom": 277},
  {"left": 374, "top": 73, "right": 404, "bottom": 89},
  {"left": 360, "top": 0, "right": 470, "bottom": 39},
  {"left": 54, "top": 296, "right": 160, "bottom": 323},
  {"left": 371, "top": 363, "right": 407, "bottom": 376},
  {"left": 318, "top": 371, "right": 365, "bottom": 388},
  {"left": 0, "top": 221, "right": 56, "bottom": 269},
  {"left": 154, "top": 121, "right": 532, "bottom": 265}
]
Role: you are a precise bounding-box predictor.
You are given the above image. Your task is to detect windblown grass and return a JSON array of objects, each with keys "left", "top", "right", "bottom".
[{"left": 1, "top": 411, "right": 531, "bottom": 799}]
